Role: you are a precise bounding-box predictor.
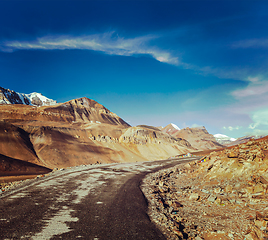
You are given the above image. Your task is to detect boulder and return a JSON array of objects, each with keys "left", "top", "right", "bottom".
[{"left": 227, "top": 151, "right": 239, "bottom": 158}]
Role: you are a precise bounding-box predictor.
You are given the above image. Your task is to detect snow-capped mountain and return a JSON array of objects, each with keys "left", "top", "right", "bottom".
[
  {"left": 26, "top": 92, "right": 57, "bottom": 106},
  {"left": 214, "top": 134, "right": 237, "bottom": 145},
  {"left": 171, "top": 123, "right": 181, "bottom": 130},
  {"left": 0, "top": 86, "right": 31, "bottom": 105},
  {"left": 161, "top": 123, "right": 181, "bottom": 135},
  {"left": 0, "top": 86, "right": 57, "bottom": 107}
]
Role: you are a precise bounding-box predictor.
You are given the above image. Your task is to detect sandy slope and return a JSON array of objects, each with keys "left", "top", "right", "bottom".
[{"left": 0, "top": 98, "right": 197, "bottom": 177}]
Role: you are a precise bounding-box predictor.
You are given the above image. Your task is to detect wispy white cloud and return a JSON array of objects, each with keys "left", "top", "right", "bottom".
[
  {"left": 196, "top": 65, "right": 268, "bottom": 83},
  {"left": 227, "top": 79, "right": 268, "bottom": 115},
  {"left": 2, "top": 32, "right": 267, "bottom": 83},
  {"left": 248, "top": 108, "right": 268, "bottom": 129},
  {"left": 232, "top": 38, "right": 268, "bottom": 49},
  {"left": 1, "top": 32, "right": 179, "bottom": 65},
  {"left": 231, "top": 79, "right": 268, "bottom": 99},
  {"left": 223, "top": 126, "right": 242, "bottom": 131},
  {"left": 218, "top": 77, "right": 268, "bottom": 137}
]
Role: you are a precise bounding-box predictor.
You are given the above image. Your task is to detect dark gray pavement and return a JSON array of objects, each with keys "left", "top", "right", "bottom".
[{"left": 0, "top": 157, "right": 200, "bottom": 240}]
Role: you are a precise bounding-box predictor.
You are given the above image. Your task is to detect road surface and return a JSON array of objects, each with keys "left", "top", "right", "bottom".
[{"left": 0, "top": 157, "right": 200, "bottom": 240}]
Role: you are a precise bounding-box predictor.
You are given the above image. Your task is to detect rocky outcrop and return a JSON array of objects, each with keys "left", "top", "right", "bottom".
[
  {"left": 119, "top": 126, "right": 191, "bottom": 146},
  {"left": 162, "top": 123, "right": 181, "bottom": 136},
  {"left": 53, "top": 97, "right": 130, "bottom": 126},
  {"left": 171, "top": 126, "right": 223, "bottom": 150},
  {"left": 0, "top": 86, "right": 31, "bottom": 105},
  {"left": 142, "top": 136, "right": 268, "bottom": 239},
  {"left": 0, "top": 97, "right": 130, "bottom": 127},
  {"left": 117, "top": 126, "right": 195, "bottom": 161}
]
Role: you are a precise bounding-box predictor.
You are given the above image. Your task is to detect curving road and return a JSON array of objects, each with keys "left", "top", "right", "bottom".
[{"left": 0, "top": 157, "right": 200, "bottom": 240}]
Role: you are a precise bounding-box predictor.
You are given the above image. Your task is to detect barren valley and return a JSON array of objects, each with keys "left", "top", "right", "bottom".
[{"left": 1, "top": 87, "right": 268, "bottom": 240}]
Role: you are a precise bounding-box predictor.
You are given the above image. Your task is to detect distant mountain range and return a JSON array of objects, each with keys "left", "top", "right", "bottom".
[
  {"left": 0, "top": 86, "right": 57, "bottom": 106},
  {"left": 0, "top": 86, "right": 261, "bottom": 177},
  {"left": 160, "top": 123, "right": 261, "bottom": 147},
  {"left": 213, "top": 133, "right": 237, "bottom": 145},
  {"left": 161, "top": 123, "right": 222, "bottom": 150},
  {"left": 0, "top": 86, "right": 198, "bottom": 176}
]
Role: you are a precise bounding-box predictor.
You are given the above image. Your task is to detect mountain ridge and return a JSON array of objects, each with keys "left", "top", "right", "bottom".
[
  {"left": 0, "top": 86, "right": 57, "bottom": 107},
  {"left": 161, "top": 125, "right": 223, "bottom": 151},
  {"left": 0, "top": 87, "right": 198, "bottom": 175}
]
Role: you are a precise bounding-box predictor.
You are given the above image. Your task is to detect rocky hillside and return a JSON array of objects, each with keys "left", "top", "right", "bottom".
[
  {"left": 0, "top": 91, "right": 197, "bottom": 176},
  {"left": 142, "top": 136, "right": 268, "bottom": 239},
  {"left": 163, "top": 126, "right": 223, "bottom": 150},
  {"left": 162, "top": 123, "right": 181, "bottom": 135},
  {"left": 0, "top": 97, "right": 130, "bottom": 126},
  {"left": 119, "top": 126, "right": 194, "bottom": 160}
]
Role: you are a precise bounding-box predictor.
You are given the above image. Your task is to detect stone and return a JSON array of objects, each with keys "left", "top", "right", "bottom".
[
  {"left": 189, "top": 192, "right": 200, "bottom": 201},
  {"left": 244, "top": 232, "right": 259, "bottom": 240},
  {"left": 173, "top": 201, "right": 183, "bottom": 208},
  {"left": 215, "top": 197, "right": 222, "bottom": 204},
  {"left": 256, "top": 211, "right": 265, "bottom": 220},
  {"left": 254, "top": 184, "right": 264, "bottom": 194},
  {"left": 253, "top": 225, "right": 265, "bottom": 239},
  {"left": 207, "top": 195, "right": 217, "bottom": 203},
  {"left": 173, "top": 229, "right": 184, "bottom": 238},
  {"left": 214, "top": 187, "right": 222, "bottom": 194},
  {"left": 260, "top": 175, "right": 268, "bottom": 184},
  {"left": 167, "top": 200, "right": 172, "bottom": 206},
  {"left": 228, "top": 233, "right": 234, "bottom": 238},
  {"left": 254, "top": 220, "right": 267, "bottom": 230},
  {"left": 228, "top": 151, "right": 239, "bottom": 158},
  {"left": 224, "top": 185, "right": 232, "bottom": 193}
]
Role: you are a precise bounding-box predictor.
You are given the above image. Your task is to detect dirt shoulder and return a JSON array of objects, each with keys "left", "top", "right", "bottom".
[{"left": 141, "top": 138, "right": 268, "bottom": 240}]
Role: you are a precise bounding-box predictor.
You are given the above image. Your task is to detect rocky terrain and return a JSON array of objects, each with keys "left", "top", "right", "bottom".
[
  {"left": 0, "top": 87, "right": 203, "bottom": 178},
  {"left": 1, "top": 88, "right": 268, "bottom": 239},
  {"left": 162, "top": 123, "right": 181, "bottom": 135},
  {"left": 142, "top": 137, "right": 268, "bottom": 239},
  {"left": 163, "top": 125, "right": 222, "bottom": 151}
]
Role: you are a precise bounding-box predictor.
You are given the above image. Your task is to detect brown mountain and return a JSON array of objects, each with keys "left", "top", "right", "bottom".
[
  {"left": 0, "top": 97, "right": 130, "bottom": 126},
  {"left": 0, "top": 94, "right": 195, "bottom": 176},
  {"left": 161, "top": 123, "right": 180, "bottom": 136},
  {"left": 162, "top": 125, "right": 223, "bottom": 151}
]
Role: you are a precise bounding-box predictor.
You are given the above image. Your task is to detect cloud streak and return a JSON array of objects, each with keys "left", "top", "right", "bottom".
[
  {"left": 232, "top": 38, "right": 268, "bottom": 49},
  {"left": 231, "top": 80, "right": 268, "bottom": 99},
  {"left": 1, "top": 32, "right": 179, "bottom": 65}
]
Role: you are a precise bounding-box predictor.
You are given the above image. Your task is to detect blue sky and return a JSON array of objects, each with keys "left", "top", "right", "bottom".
[{"left": 1, "top": 0, "right": 268, "bottom": 138}]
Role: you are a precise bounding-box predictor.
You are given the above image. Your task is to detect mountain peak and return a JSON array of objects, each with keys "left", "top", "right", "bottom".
[
  {"left": 171, "top": 123, "right": 181, "bottom": 130},
  {"left": 0, "top": 86, "right": 31, "bottom": 105},
  {"left": 0, "top": 86, "right": 57, "bottom": 107},
  {"left": 26, "top": 92, "right": 57, "bottom": 106},
  {"left": 214, "top": 133, "right": 236, "bottom": 141},
  {"left": 162, "top": 123, "right": 181, "bottom": 135}
]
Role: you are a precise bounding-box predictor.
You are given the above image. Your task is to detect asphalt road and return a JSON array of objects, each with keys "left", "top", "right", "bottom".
[{"left": 0, "top": 157, "right": 200, "bottom": 240}]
